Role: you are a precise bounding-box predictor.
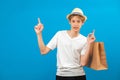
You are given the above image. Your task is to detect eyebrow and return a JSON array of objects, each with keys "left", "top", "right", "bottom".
[{"left": 71, "top": 20, "right": 81, "bottom": 21}]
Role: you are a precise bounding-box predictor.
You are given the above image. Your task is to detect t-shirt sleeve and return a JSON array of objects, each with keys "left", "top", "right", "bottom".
[
  {"left": 81, "top": 38, "right": 88, "bottom": 55},
  {"left": 46, "top": 31, "right": 60, "bottom": 50}
]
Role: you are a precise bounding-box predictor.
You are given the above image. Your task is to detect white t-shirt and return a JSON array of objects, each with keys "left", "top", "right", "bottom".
[{"left": 47, "top": 30, "right": 87, "bottom": 76}]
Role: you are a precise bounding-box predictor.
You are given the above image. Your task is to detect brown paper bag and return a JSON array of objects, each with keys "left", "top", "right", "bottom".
[{"left": 87, "top": 42, "right": 108, "bottom": 70}]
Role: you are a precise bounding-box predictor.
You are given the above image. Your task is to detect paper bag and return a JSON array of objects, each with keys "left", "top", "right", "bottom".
[{"left": 87, "top": 42, "right": 108, "bottom": 70}]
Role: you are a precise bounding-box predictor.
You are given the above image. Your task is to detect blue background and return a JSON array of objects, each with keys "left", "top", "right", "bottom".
[{"left": 0, "top": 0, "right": 120, "bottom": 80}]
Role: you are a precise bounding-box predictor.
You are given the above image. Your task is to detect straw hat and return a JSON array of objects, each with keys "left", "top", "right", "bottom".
[{"left": 67, "top": 8, "right": 87, "bottom": 22}]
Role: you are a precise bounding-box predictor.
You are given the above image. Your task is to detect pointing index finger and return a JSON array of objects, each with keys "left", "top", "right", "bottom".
[
  {"left": 92, "top": 29, "right": 95, "bottom": 35},
  {"left": 38, "top": 17, "right": 41, "bottom": 24}
]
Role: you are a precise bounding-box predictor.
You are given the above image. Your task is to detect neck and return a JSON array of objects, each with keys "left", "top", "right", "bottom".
[{"left": 68, "top": 30, "right": 80, "bottom": 38}]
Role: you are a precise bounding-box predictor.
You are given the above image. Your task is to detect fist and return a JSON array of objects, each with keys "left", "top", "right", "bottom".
[
  {"left": 34, "top": 24, "right": 44, "bottom": 35},
  {"left": 34, "top": 18, "right": 44, "bottom": 35},
  {"left": 87, "top": 30, "right": 96, "bottom": 44}
]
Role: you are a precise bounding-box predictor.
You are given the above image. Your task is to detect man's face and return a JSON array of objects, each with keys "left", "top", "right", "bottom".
[{"left": 69, "top": 16, "right": 83, "bottom": 32}]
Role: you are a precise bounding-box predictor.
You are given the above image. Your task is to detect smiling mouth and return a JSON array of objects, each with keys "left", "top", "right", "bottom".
[{"left": 73, "top": 27, "right": 79, "bottom": 29}]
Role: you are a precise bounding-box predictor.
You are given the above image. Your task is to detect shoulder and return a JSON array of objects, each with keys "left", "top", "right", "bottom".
[
  {"left": 57, "top": 30, "right": 66, "bottom": 33},
  {"left": 56, "top": 30, "right": 67, "bottom": 35},
  {"left": 52, "top": 30, "right": 66, "bottom": 38},
  {"left": 80, "top": 34, "right": 87, "bottom": 39},
  {"left": 79, "top": 34, "right": 87, "bottom": 42}
]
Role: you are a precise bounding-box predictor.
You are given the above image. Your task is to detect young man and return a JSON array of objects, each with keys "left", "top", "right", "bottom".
[{"left": 34, "top": 8, "right": 95, "bottom": 80}]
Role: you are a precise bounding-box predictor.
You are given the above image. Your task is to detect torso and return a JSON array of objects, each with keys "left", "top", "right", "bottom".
[{"left": 56, "top": 30, "right": 87, "bottom": 76}]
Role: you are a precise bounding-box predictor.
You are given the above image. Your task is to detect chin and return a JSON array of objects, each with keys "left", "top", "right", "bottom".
[{"left": 73, "top": 28, "right": 79, "bottom": 32}]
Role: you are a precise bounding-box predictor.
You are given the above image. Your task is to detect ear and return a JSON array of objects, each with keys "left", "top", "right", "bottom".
[
  {"left": 82, "top": 22, "right": 84, "bottom": 25},
  {"left": 69, "top": 21, "right": 71, "bottom": 24}
]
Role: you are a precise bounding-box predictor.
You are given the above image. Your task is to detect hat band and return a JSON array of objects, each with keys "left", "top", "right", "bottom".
[{"left": 72, "top": 12, "right": 83, "bottom": 15}]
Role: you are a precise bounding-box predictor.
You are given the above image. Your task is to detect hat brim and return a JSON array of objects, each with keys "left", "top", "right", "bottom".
[{"left": 67, "top": 14, "right": 87, "bottom": 22}]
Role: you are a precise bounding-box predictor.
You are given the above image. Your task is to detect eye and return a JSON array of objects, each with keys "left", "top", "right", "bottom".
[
  {"left": 77, "top": 20, "right": 81, "bottom": 23},
  {"left": 72, "top": 20, "right": 75, "bottom": 23}
]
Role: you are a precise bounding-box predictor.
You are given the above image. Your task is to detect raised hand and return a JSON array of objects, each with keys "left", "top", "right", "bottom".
[
  {"left": 34, "top": 18, "right": 44, "bottom": 35},
  {"left": 87, "top": 30, "right": 96, "bottom": 44}
]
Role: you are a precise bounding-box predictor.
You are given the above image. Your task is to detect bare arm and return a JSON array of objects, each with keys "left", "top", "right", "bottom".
[
  {"left": 80, "top": 30, "right": 95, "bottom": 66},
  {"left": 37, "top": 33, "right": 51, "bottom": 54},
  {"left": 34, "top": 18, "right": 51, "bottom": 55},
  {"left": 80, "top": 43, "right": 92, "bottom": 66}
]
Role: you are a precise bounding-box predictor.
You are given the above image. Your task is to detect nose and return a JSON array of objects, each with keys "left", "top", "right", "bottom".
[{"left": 74, "top": 22, "right": 79, "bottom": 26}]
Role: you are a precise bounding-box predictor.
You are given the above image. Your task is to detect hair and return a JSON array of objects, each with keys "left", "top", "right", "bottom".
[{"left": 68, "top": 14, "right": 85, "bottom": 23}]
